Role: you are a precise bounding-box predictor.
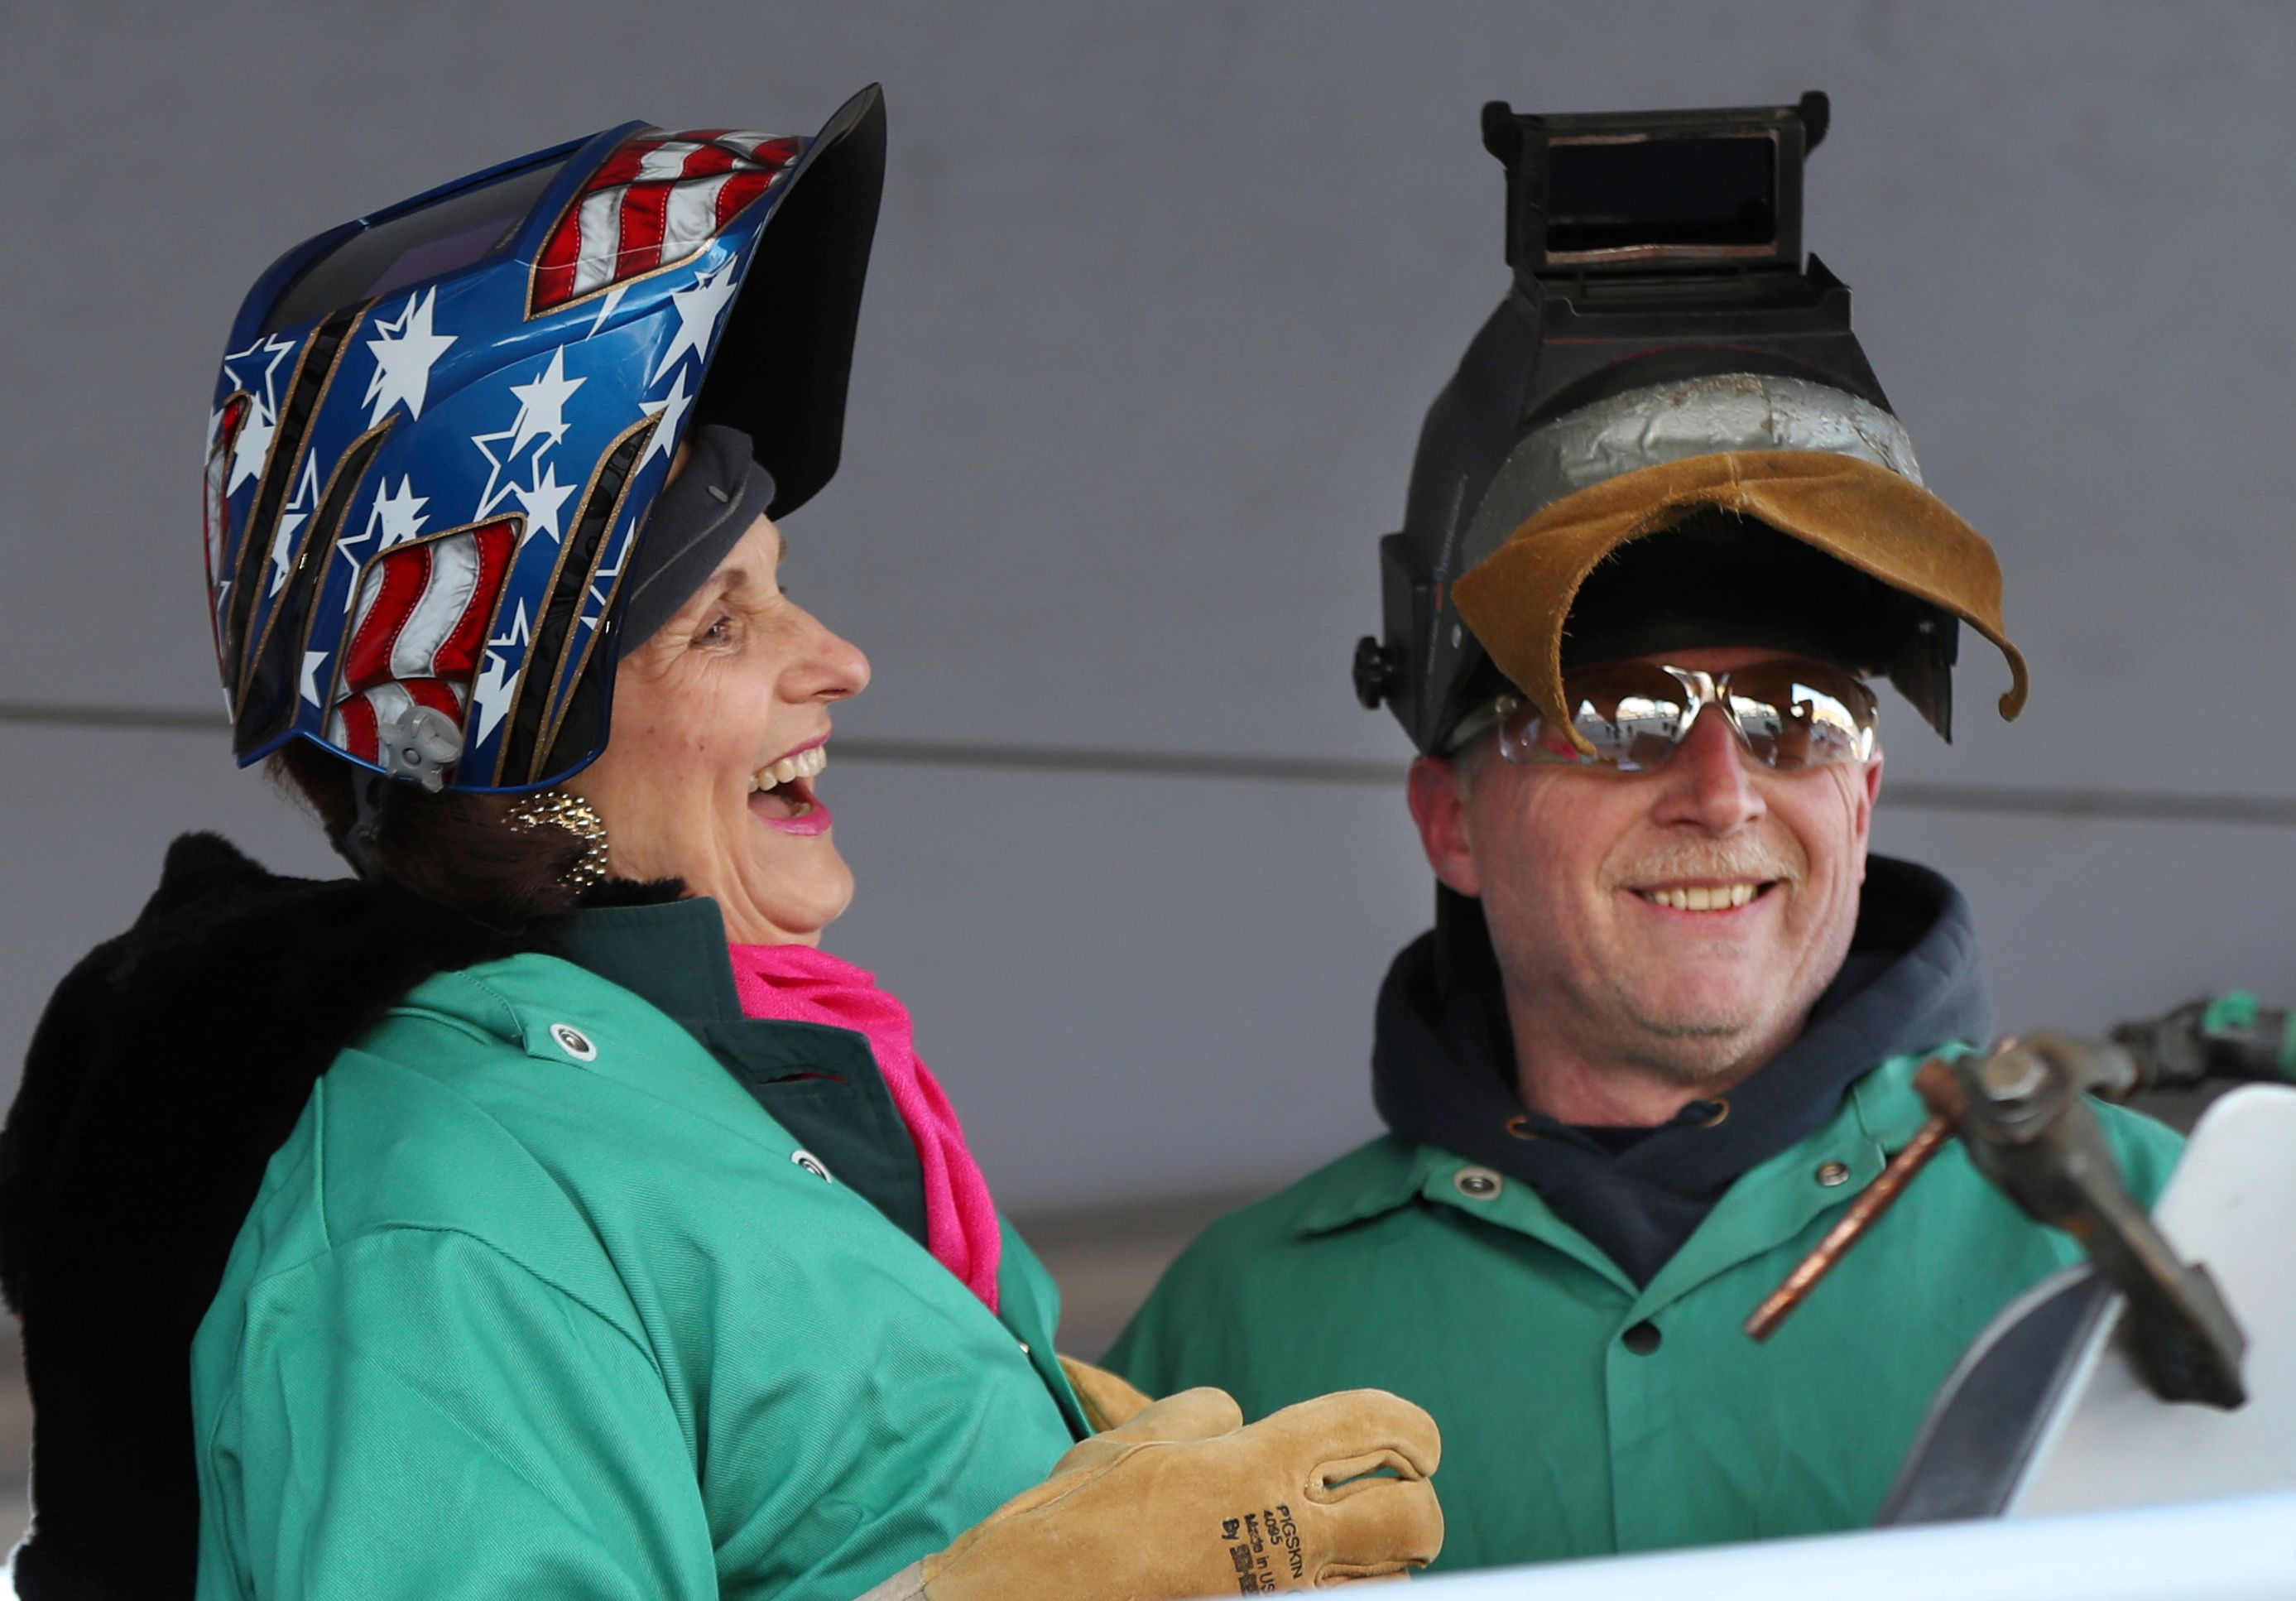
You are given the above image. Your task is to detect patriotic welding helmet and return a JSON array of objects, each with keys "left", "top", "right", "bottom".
[{"left": 201, "top": 84, "right": 886, "bottom": 793}]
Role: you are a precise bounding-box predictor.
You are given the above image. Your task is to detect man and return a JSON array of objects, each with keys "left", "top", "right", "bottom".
[{"left": 1107, "top": 95, "right": 2181, "bottom": 1572}]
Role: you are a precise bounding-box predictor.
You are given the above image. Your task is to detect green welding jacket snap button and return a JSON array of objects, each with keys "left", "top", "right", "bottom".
[{"left": 549, "top": 1023, "right": 598, "bottom": 1062}]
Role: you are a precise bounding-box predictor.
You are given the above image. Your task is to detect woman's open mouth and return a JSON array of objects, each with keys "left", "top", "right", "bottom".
[{"left": 750, "top": 743, "right": 833, "bottom": 836}]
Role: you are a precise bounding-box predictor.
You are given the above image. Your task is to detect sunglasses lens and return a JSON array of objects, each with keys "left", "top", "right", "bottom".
[
  {"left": 1722, "top": 663, "right": 1877, "bottom": 770},
  {"left": 1498, "top": 667, "right": 1693, "bottom": 771},
  {"left": 1495, "top": 661, "right": 1877, "bottom": 772}
]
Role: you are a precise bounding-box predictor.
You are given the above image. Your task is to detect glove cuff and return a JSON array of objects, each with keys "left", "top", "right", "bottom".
[{"left": 850, "top": 1559, "right": 927, "bottom": 1601}]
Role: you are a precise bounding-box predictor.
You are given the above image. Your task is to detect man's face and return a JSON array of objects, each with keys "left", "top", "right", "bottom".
[{"left": 1408, "top": 646, "right": 1884, "bottom": 1090}]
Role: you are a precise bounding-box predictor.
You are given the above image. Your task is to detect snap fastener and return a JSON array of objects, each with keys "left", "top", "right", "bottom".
[
  {"left": 1504, "top": 1115, "right": 1540, "bottom": 1141},
  {"left": 548, "top": 1023, "right": 597, "bottom": 1061},
  {"left": 1454, "top": 1167, "right": 1502, "bottom": 1200},
  {"left": 1017, "top": 1339, "right": 1032, "bottom": 1356},
  {"left": 1622, "top": 1320, "right": 1662, "bottom": 1355},
  {"left": 1816, "top": 1160, "right": 1852, "bottom": 1188},
  {"left": 791, "top": 1149, "right": 833, "bottom": 1183},
  {"left": 1696, "top": 1097, "right": 1731, "bottom": 1128}
]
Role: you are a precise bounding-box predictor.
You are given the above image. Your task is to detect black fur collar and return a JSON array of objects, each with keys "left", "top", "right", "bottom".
[{"left": 0, "top": 834, "right": 557, "bottom": 1599}]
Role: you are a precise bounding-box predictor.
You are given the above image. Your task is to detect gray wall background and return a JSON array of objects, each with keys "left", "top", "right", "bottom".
[{"left": 4, "top": 0, "right": 2294, "bottom": 1214}]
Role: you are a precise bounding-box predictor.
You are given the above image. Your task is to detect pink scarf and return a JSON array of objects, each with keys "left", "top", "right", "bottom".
[{"left": 727, "top": 943, "right": 1001, "bottom": 1312}]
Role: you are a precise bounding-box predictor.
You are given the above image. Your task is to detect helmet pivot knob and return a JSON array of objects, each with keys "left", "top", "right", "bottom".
[{"left": 1352, "top": 635, "right": 1398, "bottom": 711}]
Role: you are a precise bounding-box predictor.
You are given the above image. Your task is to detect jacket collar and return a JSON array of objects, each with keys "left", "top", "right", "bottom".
[
  {"left": 1291, "top": 1138, "right": 1443, "bottom": 1235},
  {"left": 551, "top": 893, "right": 748, "bottom": 1026},
  {"left": 1295, "top": 1046, "right": 1971, "bottom": 1313}
]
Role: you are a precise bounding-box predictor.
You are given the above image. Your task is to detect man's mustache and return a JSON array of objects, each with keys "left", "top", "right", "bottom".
[{"left": 1612, "top": 835, "right": 1805, "bottom": 889}]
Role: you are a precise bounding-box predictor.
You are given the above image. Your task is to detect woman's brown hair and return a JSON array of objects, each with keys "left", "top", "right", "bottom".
[{"left": 270, "top": 740, "right": 587, "bottom": 928}]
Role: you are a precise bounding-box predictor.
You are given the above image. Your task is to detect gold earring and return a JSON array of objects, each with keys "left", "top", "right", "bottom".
[{"left": 505, "top": 791, "right": 611, "bottom": 892}]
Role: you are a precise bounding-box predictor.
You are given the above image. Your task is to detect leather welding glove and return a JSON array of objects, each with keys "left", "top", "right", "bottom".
[
  {"left": 857, "top": 1387, "right": 1443, "bottom": 1599},
  {"left": 1057, "top": 1353, "right": 1155, "bottom": 1432}
]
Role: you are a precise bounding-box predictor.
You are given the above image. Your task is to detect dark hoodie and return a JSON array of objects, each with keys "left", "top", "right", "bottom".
[{"left": 1371, "top": 855, "right": 1990, "bottom": 1286}]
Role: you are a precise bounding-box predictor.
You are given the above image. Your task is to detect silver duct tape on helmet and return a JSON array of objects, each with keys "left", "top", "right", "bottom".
[{"left": 1461, "top": 373, "right": 1924, "bottom": 574}]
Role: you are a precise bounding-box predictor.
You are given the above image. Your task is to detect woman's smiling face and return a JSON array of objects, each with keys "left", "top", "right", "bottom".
[{"left": 569, "top": 512, "right": 870, "bottom": 943}]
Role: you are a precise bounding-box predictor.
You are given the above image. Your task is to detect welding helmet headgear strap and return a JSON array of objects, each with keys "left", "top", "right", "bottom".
[{"left": 613, "top": 424, "right": 776, "bottom": 654}]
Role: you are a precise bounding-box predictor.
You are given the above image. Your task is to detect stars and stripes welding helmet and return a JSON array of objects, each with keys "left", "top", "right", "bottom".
[
  {"left": 202, "top": 84, "right": 886, "bottom": 794},
  {"left": 1354, "top": 94, "right": 2029, "bottom": 757}
]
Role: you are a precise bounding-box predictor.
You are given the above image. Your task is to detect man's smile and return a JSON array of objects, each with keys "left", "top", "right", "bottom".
[{"left": 1627, "top": 880, "right": 1780, "bottom": 914}]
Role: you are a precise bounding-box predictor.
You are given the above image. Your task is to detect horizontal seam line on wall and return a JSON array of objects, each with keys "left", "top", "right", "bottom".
[{"left": 10, "top": 700, "right": 2296, "bottom": 827}]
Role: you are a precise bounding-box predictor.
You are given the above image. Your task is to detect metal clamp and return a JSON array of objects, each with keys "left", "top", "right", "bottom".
[{"left": 1747, "top": 1033, "right": 2247, "bottom": 1409}]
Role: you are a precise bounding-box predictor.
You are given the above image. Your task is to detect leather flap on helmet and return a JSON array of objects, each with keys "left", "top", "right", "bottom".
[{"left": 1451, "top": 450, "right": 2029, "bottom": 753}]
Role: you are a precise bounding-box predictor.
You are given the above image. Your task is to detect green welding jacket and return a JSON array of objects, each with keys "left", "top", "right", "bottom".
[
  {"left": 1106, "top": 1048, "right": 2183, "bottom": 1574},
  {"left": 190, "top": 902, "right": 1083, "bottom": 1601}
]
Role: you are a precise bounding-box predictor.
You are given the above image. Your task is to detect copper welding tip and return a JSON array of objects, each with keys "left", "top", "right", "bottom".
[{"left": 1745, "top": 1113, "right": 1956, "bottom": 1341}]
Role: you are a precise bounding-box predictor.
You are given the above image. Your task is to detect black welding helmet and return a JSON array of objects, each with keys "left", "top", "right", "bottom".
[{"left": 1355, "top": 93, "right": 2028, "bottom": 756}]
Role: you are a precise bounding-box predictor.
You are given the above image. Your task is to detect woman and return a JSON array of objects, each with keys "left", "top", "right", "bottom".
[{"left": 0, "top": 87, "right": 1440, "bottom": 1599}]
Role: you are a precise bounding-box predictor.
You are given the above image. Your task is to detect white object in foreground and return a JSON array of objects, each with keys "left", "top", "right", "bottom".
[
  {"left": 2012, "top": 1084, "right": 2296, "bottom": 1514},
  {"left": 1392, "top": 1488, "right": 2296, "bottom": 1601}
]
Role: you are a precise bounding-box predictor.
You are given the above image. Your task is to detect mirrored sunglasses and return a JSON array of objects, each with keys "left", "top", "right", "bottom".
[{"left": 1468, "top": 660, "right": 1879, "bottom": 773}]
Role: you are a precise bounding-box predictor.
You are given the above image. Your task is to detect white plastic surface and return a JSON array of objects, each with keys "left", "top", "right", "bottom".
[
  {"left": 2009, "top": 1084, "right": 2296, "bottom": 1516},
  {"left": 1376, "top": 1490, "right": 2296, "bottom": 1601}
]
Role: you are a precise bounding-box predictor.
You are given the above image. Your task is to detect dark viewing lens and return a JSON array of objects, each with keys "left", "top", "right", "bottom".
[
  {"left": 1545, "top": 134, "right": 1777, "bottom": 255},
  {"left": 262, "top": 157, "right": 568, "bottom": 334}
]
